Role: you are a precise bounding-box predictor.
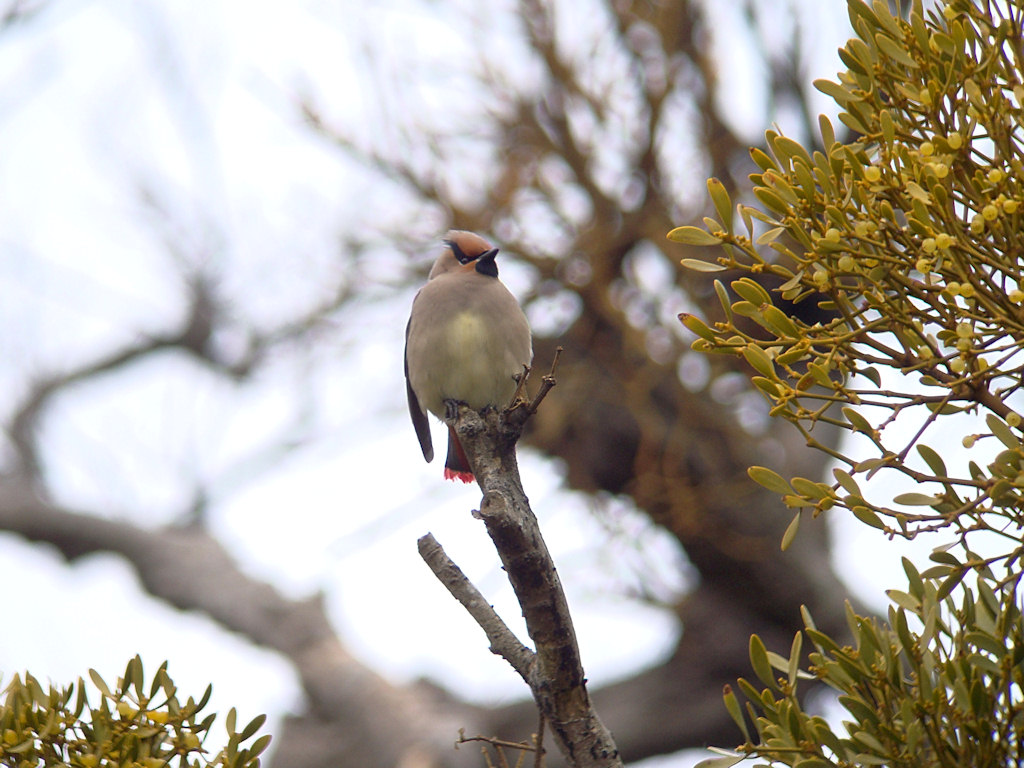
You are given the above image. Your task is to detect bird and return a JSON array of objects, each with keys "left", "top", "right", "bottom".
[{"left": 405, "top": 230, "right": 533, "bottom": 483}]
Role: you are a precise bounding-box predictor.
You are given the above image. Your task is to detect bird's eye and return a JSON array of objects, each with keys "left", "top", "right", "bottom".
[{"left": 447, "top": 240, "right": 476, "bottom": 264}]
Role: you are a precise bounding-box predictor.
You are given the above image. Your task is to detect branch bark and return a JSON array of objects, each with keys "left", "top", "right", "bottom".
[{"left": 419, "top": 366, "right": 622, "bottom": 768}]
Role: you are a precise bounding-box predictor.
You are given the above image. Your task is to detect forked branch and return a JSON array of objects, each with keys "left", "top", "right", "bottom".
[{"left": 418, "top": 351, "right": 622, "bottom": 767}]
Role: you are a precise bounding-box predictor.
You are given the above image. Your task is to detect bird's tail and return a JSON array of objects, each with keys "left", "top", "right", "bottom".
[{"left": 444, "top": 426, "right": 474, "bottom": 483}]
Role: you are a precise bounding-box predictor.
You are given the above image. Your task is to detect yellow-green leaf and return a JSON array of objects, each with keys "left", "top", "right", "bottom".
[
  {"left": 731, "top": 277, "right": 772, "bottom": 306},
  {"left": 875, "top": 32, "right": 918, "bottom": 69},
  {"left": 852, "top": 505, "right": 885, "bottom": 529},
  {"left": 756, "top": 226, "right": 785, "bottom": 245},
  {"left": 743, "top": 345, "right": 775, "bottom": 377},
  {"left": 937, "top": 567, "right": 968, "bottom": 599},
  {"left": 707, "top": 178, "right": 733, "bottom": 232},
  {"left": 842, "top": 407, "right": 874, "bottom": 434},
  {"left": 818, "top": 114, "right": 836, "bottom": 148},
  {"left": 761, "top": 305, "right": 800, "bottom": 338},
  {"left": 916, "top": 444, "right": 947, "bottom": 476},
  {"left": 668, "top": 226, "right": 723, "bottom": 245},
  {"left": 749, "top": 634, "right": 776, "bottom": 689},
  {"left": 986, "top": 413, "right": 1019, "bottom": 449},
  {"left": 833, "top": 468, "right": 861, "bottom": 495},
  {"left": 678, "top": 313, "right": 717, "bottom": 341},
  {"left": 748, "top": 466, "right": 792, "bottom": 495},
  {"left": 722, "top": 685, "right": 750, "bottom": 742},
  {"left": 814, "top": 78, "right": 855, "bottom": 106},
  {"left": 680, "top": 258, "right": 726, "bottom": 272},
  {"left": 893, "top": 492, "right": 943, "bottom": 506},
  {"left": 781, "top": 512, "right": 801, "bottom": 551}
]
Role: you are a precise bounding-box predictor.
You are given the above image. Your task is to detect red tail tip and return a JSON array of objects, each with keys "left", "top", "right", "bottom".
[{"left": 444, "top": 468, "right": 475, "bottom": 483}]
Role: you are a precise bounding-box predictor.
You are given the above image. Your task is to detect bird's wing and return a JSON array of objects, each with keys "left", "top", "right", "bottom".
[{"left": 405, "top": 317, "right": 434, "bottom": 462}]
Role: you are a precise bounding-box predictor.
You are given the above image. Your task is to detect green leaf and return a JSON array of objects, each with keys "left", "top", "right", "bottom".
[
  {"left": 749, "top": 634, "right": 776, "bottom": 689},
  {"left": 248, "top": 733, "right": 273, "bottom": 758},
  {"left": 929, "top": 548, "right": 961, "bottom": 566},
  {"left": 966, "top": 630, "right": 1006, "bottom": 658},
  {"left": 814, "top": 78, "right": 855, "bottom": 106},
  {"left": 788, "top": 631, "right": 803, "bottom": 689},
  {"left": 859, "top": 366, "right": 882, "bottom": 387},
  {"left": 668, "top": 226, "right": 724, "bottom": 245},
  {"left": 781, "top": 512, "right": 801, "bottom": 551},
  {"left": 887, "top": 589, "right": 920, "bottom": 613},
  {"left": 792, "top": 476, "right": 831, "bottom": 500},
  {"left": 679, "top": 313, "right": 716, "bottom": 341},
  {"left": 916, "top": 444, "right": 947, "bottom": 476},
  {"left": 753, "top": 185, "right": 791, "bottom": 215},
  {"left": 756, "top": 226, "right": 785, "bottom": 245},
  {"left": 870, "top": 0, "right": 903, "bottom": 38},
  {"left": 937, "top": 567, "right": 968, "bottom": 599},
  {"left": 748, "top": 466, "right": 792, "bottom": 495},
  {"left": 819, "top": 114, "right": 836, "bottom": 148},
  {"left": 680, "top": 258, "right": 726, "bottom": 272},
  {"left": 752, "top": 376, "right": 781, "bottom": 397},
  {"left": 693, "top": 753, "right": 744, "bottom": 768},
  {"left": 731, "top": 277, "right": 771, "bottom": 306},
  {"left": 742, "top": 344, "right": 775, "bottom": 377},
  {"left": 839, "top": 109, "right": 868, "bottom": 135},
  {"left": 239, "top": 713, "right": 267, "bottom": 741},
  {"left": 875, "top": 32, "right": 919, "bottom": 69},
  {"left": 852, "top": 505, "right": 885, "bottom": 529},
  {"left": 722, "top": 685, "right": 750, "bottom": 742},
  {"left": 986, "top": 413, "right": 1019, "bottom": 449},
  {"left": 707, "top": 178, "right": 733, "bottom": 232},
  {"left": 893, "top": 492, "right": 943, "bottom": 506},
  {"left": 772, "top": 135, "right": 813, "bottom": 167},
  {"left": 749, "top": 146, "right": 778, "bottom": 171},
  {"left": 794, "top": 756, "right": 836, "bottom": 768},
  {"left": 88, "top": 669, "right": 111, "bottom": 698},
  {"left": 833, "top": 468, "right": 860, "bottom": 495},
  {"left": 851, "top": 728, "right": 890, "bottom": 756},
  {"left": 842, "top": 407, "right": 875, "bottom": 434},
  {"left": 761, "top": 305, "right": 800, "bottom": 338}
]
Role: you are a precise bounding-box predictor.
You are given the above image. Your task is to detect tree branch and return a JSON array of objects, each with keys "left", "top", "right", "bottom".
[
  {"left": 417, "top": 533, "right": 535, "bottom": 679},
  {"left": 420, "top": 361, "right": 622, "bottom": 768}
]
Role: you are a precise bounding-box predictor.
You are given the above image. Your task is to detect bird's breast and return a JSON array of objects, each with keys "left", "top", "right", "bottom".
[{"left": 413, "top": 309, "right": 524, "bottom": 417}]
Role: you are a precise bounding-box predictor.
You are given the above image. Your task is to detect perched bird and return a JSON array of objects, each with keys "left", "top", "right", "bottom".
[{"left": 405, "top": 231, "right": 533, "bottom": 482}]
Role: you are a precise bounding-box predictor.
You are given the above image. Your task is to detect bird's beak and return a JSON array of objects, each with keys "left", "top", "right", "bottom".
[{"left": 474, "top": 248, "right": 499, "bottom": 277}]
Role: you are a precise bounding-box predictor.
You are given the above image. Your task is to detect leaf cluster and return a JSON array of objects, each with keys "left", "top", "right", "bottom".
[
  {"left": 712, "top": 559, "right": 1024, "bottom": 768},
  {"left": 672, "top": 0, "right": 1024, "bottom": 575},
  {"left": 676, "top": 1, "right": 1024, "bottom": 766},
  {"left": 0, "top": 657, "right": 269, "bottom": 768}
]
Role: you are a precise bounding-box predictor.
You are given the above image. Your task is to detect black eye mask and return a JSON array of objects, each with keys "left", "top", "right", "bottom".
[{"left": 447, "top": 240, "right": 474, "bottom": 264}]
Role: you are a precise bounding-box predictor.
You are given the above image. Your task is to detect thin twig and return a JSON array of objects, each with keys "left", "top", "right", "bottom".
[
  {"left": 417, "top": 534, "right": 535, "bottom": 679},
  {"left": 534, "top": 713, "right": 546, "bottom": 768},
  {"left": 510, "top": 364, "right": 532, "bottom": 406},
  {"left": 527, "top": 346, "right": 562, "bottom": 414},
  {"left": 457, "top": 731, "right": 543, "bottom": 753}
]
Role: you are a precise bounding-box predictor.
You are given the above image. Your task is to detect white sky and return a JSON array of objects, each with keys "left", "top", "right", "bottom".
[{"left": 0, "top": 2, "right": 957, "bottom": 766}]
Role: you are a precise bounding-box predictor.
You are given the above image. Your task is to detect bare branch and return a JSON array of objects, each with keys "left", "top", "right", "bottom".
[
  {"left": 417, "top": 533, "right": 535, "bottom": 679},
  {"left": 426, "top": 353, "right": 621, "bottom": 767}
]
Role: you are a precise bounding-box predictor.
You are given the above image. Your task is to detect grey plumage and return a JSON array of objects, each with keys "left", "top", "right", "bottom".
[{"left": 405, "top": 231, "right": 533, "bottom": 481}]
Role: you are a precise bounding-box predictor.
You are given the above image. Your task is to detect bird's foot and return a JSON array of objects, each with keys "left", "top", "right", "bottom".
[{"left": 444, "top": 398, "right": 467, "bottom": 420}]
